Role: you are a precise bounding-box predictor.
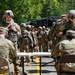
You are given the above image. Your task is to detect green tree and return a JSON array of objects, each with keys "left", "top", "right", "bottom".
[{"left": 0, "top": 0, "right": 75, "bottom": 23}]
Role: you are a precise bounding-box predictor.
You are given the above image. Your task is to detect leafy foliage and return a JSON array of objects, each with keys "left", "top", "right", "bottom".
[{"left": 0, "top": 0, "right": 75, "bottom": 24}]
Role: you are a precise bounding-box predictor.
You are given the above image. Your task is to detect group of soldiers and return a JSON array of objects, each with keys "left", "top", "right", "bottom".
[
  {"left": 1, "top": 9, "right": 75, "bottom": 75},
  {"left": 50, "top": 10, "right": 75, "bottom": 75},
  {"left": 0, "top": 10, "right": 21, "bottom": 75},
  {"left": 0, "top": 10, "right": 51, "bottom": 75}
]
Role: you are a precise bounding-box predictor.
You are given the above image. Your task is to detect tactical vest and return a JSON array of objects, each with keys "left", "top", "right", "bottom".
[{"left": 8, "top": 29, "right": 17, "bottom": 44}]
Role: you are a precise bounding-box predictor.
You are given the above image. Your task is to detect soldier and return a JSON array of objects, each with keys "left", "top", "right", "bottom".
[
  {"left": 52, "top": 30, "right": 75, "bottom": 75},
  {"left": 45, "top": 28, "right": 52, "bottom": 50},
  {"left": 19, "top": 23, "right": 33, "bottom": 65},
  {"left": 54, "top": 19, "right": 64, "bottom": 42},
  {"left": 31, "top": 25, "right": 38, "bottom": 47},
  {"left": 42, "top": 26, "right": 49, "bottom": 52},
  {"left": 1, "top": 10, "right": 21, "bottom": 75},
  {"left": 37, "top": 26, "right": 47, "bottom": 52},
  {"left": 31, "top": 25, "right": 38, "bottom": 61},
  {"left": 51, "top": 14, "right": 67, "bottom": 50},
  {"left": 26, "top": 25, "right": 35, "bottom": 62},
  {"left": 50, "top": 19, "right": 62, "bottom": 50},
  {"left": 2, "top": 10, "right": 21, "bottom": 51},
  {"left": 63, "top": 10, "right": 75, "bottom": 35},
  {"left": 37, "top": 26, "right": 43, "bottom": 52},
  {"left": 0, "top": 27, "right": 17, "bottom": 74},
  {"left": 61, "top": 14, "right": 66, "bottom": 23}
]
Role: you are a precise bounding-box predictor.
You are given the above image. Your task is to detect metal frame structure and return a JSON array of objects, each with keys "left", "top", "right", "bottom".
[{"left": 17, "top": 52, "right": 51, "bottom": 75}]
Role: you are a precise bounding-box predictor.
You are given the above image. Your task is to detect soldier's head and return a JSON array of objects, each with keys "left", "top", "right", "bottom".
[
  {"left": 56, "top": 19, "right": 62, "bottom": 25},
  {"left": 61, "top": 14, "right": 66, "bottom": 23},
  {"left": 61, "top": 14, "right": 66, "bottom": 18},
  {"left": 42, "top": 26, "right": 46, "bottom": 30},
  {"left": 39, "top": 26, "right": 42, "bottom": 29},
  {"left": 66, "top": 30, "right": 75, "bottom": 40},
  {"left": 68, "top": 10, "right": 75, "bottom": 22},
  {"left": 20, "top": 23, "right": 27, "bottom": 32},
  {"left": 0, "top": 27, "right": 7, "bottom": 37},
  {"left": 31, "top": 25, "right": 35, "bottom": 31},
  {"left": 3, "top": 10, "right": 14, "bottom": 23},
  {"left": 26, "top": 25, "right": 31, "bottom": 31},
  {"left": 38, "top": 26, "right": 42, "bottom": 32}
]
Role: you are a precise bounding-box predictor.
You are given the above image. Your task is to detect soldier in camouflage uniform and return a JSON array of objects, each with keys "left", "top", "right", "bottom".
[
  {"left": 63, "top": 10, "right": 75, "bottom": 32},
  {"left": 30, "top": 25, "right": 38, "bottom": 61},
  {"left": 50, "top": 19, "right": 62, "bottom": 50},
  {"left": 42, "top": 26, "right": 49, "bottom": 52},
  {"left": 52, "top": 30, "right": 75, "bottom": 75},
  {"left": 50, "top": 14, "right": 67, "bottom": 50},
  {"left": 45, "top": 27, "right": 51, "bottom": 50},
  {"left": 61, "top": 14, "right": 67, "bottom": 23},
  {"left": 36, "top": 26, "right": 47, "bottom": 52},
  {"left": 2, "top": 10, "right": 21, "bottom": 51},
  {"left": 19, "top": 23, "right": 33, "bottom": 65},
  {"left": 37, "top": 26, "right": 43, "bottom": 52},
  {"left": 50, "top": 17, "right": 67, "bottom": 62},
  {"left": 58, "top": 10, "right": 75, "bottom": 41},
  {"left": 0, "top": 27, "right": 17, "bottom": 74},
  {"left": 1, "top": 10, "right": 21, "bottom": 75}
]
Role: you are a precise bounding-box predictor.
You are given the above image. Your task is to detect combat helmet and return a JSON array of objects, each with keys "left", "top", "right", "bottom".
[
  {"left": 20, "top": 23, "right": 26, "bottom": 27},
  {"left": 61, "top": 14, "right": 66, "bottom": 18},
  {"left": 69, "top": 10, "right": 75, "bottom": 19},
  {"left": 66, "top": 30, "right": 75, "bottom": 37},
  {"left": 0, "top": 27, "right": 7, "bottom": 34},
  {"left": 3, "top": 10, "right": 14, "bottom": 17}
]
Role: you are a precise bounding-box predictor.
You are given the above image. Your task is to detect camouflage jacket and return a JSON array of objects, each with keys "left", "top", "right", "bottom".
[{"left": 0, "top": 36, "right": 16, "bottom": 59}]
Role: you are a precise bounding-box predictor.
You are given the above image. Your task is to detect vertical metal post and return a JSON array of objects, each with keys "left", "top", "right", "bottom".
[
  {"left": 39, "top": 56, "right": 41, "bottom": 75},
  {"left": 21, "top": 57, "right": 24, "bottom": 74},
  {"left": 39, "top": 45, "right": 42, "bottom": 75},
  {"left": 21, "top": 56, "right": 27, "bottom": 75}
]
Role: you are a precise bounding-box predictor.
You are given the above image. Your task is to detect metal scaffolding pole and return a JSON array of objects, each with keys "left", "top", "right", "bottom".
[{"left": 17, "top": 52, "right": 51, "bottom": 75}]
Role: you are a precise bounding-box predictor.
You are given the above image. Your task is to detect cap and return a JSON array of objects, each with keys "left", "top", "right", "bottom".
[
  {"left": 0, "top": 27, "right": 7, "bottom": 34},
  {"left": 66, "top": 30, "right": 75, "bottom": 36}
]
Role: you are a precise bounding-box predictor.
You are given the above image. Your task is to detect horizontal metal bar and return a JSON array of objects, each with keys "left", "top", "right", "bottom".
[{"left": 17, "top": 52, "right": 51, "bottom": 57}]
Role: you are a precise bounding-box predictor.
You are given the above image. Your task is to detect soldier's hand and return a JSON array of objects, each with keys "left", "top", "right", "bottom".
[
  {"left": 56, "top": 31, "right": 63, "bottom": 37},
  {"left": 10, "top": 25, "right": 17, "bottom": 32}
]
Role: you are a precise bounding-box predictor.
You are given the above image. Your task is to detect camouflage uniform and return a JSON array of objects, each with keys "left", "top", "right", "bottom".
[
  {"left": 37, "top": 27, "right": 43, "bottom": 52},
  {"left": 19, "top": 24, "right": 33, "bottom": 64},
  {"left": 42, "top": 27, "right": 48, "bottom": 52},
  {"left": 1, "top": 10, "right": 21, "bottom": 75},
  {"left": 2, "top": 10, "right": 21, "bottom": 51},
  {"left": 63, "top": 10, "right": 75, "bottom": 35},
  {"left": 50, "top": 15, "right": 67, "bottom": 50},
  {"left": 50, "top": 20, "right": 62, "bottom": 50},
  {"left": 30, "top": 26, "right": 38, "bottom": 61},
  {"left": 45, "top": 28, "right": 51, "bottom": 50},
  {"left": 0, "top": 27, "right": 16, "bottom": 74},
  {"left": 52, "top": 30, "right": 75, "bottom": 75}
]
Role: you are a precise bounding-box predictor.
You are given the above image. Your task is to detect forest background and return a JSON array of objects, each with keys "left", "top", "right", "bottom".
[{"left": 0, "top": 0, "right": 75, "bottom": 24}]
